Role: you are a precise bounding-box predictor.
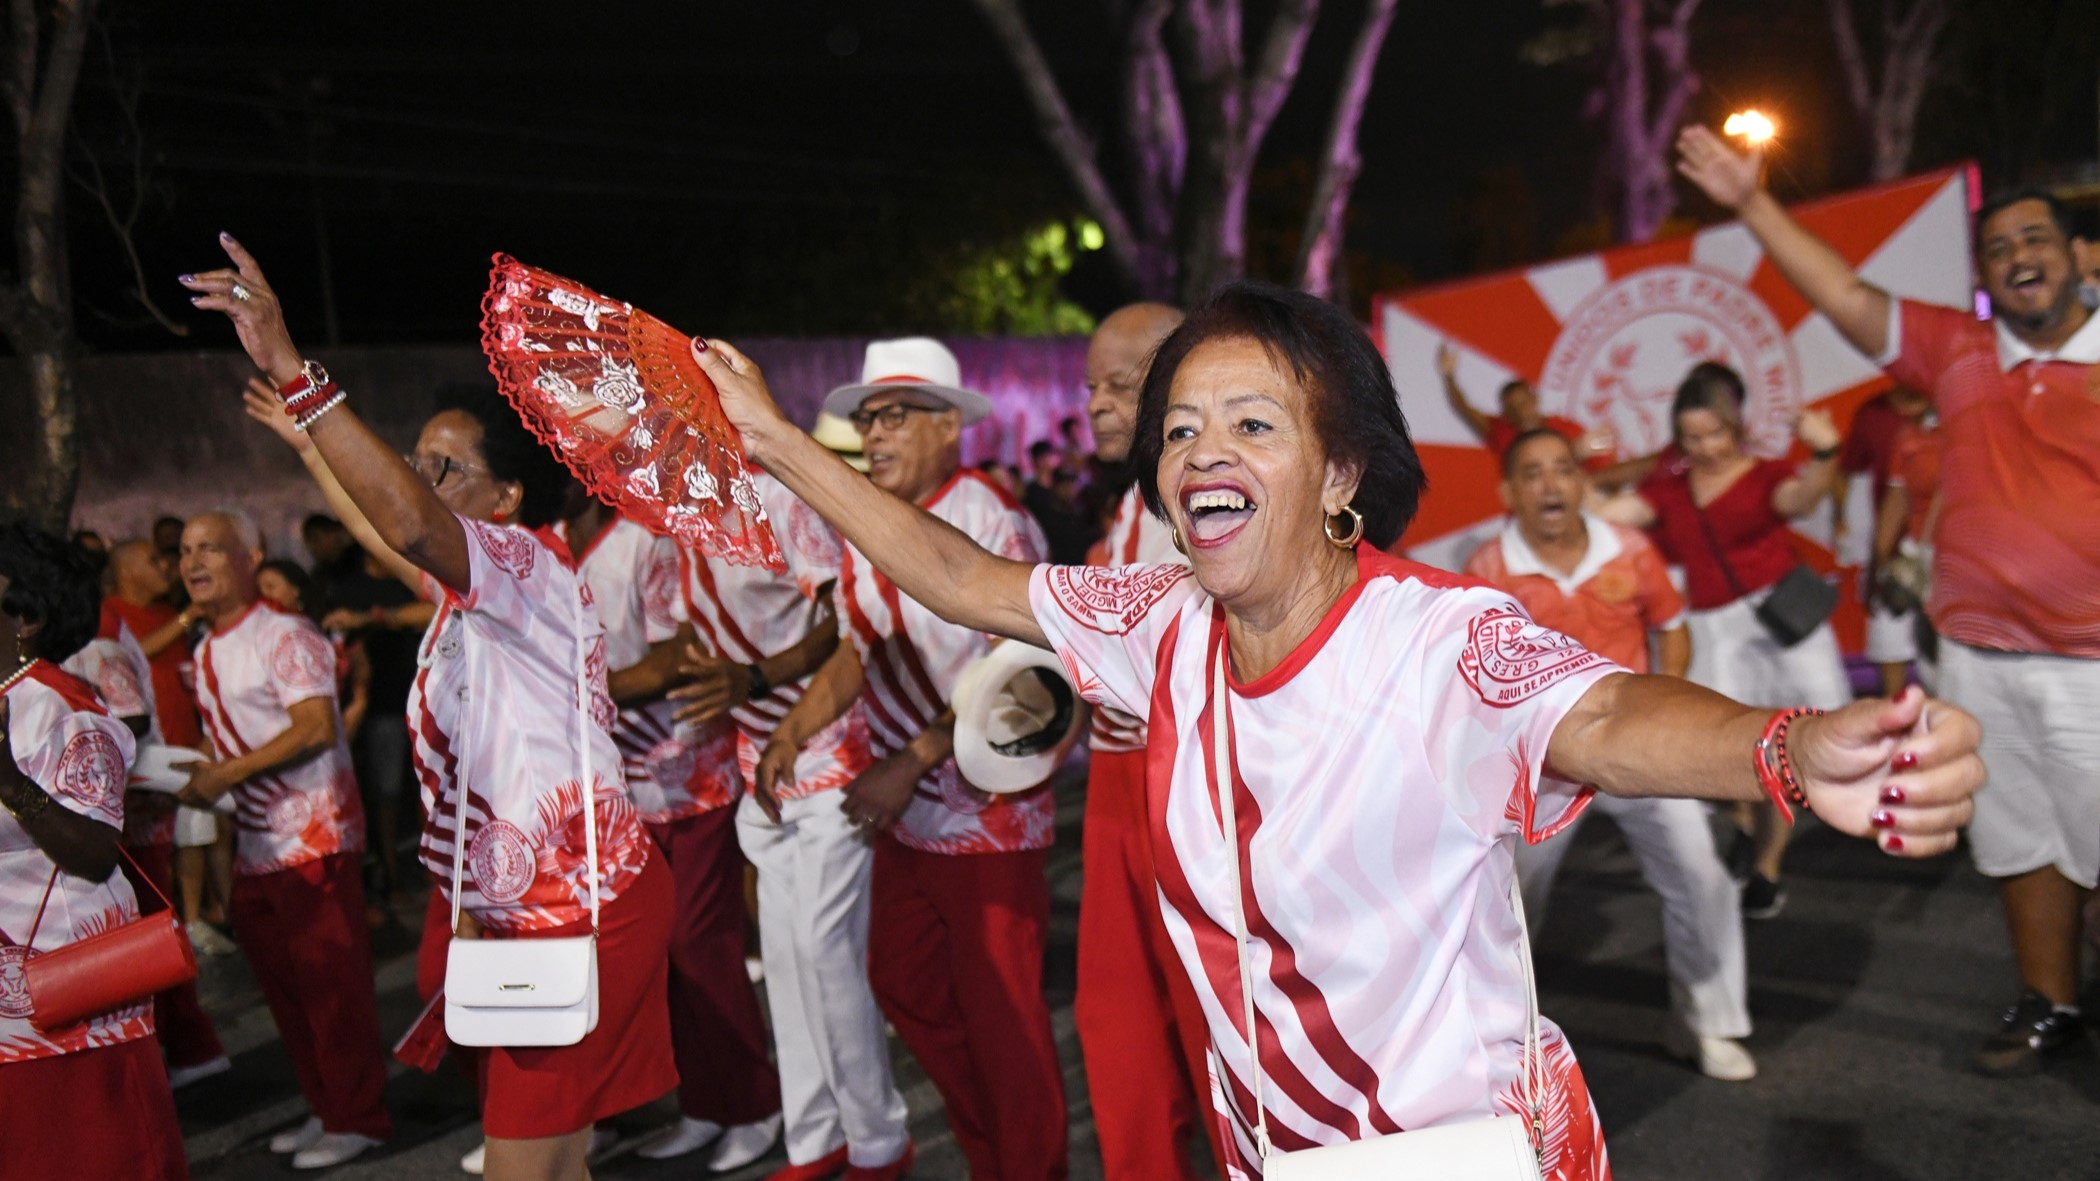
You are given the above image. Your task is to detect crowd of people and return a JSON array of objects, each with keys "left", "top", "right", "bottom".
[{"left": 0, "top": 122, "right": 2088, "bottom": 1181}]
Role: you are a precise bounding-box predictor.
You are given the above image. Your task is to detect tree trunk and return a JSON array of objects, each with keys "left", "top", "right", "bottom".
[
  {"left": 1599, "top": 0, "right": 1699, "bottom": 243},
  {"left": 3, "top": 0, "right": 97, "bottom": 532},
  {"left": 1827, "top": 0, "right": 1950, "bottom": 181},
  {"left": 1292, "top": 0, "right": 1401, "bottom": 299}
]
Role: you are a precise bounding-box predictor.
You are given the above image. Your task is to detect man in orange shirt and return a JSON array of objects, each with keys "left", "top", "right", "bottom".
[
  {"left": 1681, "top": 128, "right": 2098, "bottom": 1074},
  {"left": 1467, "top": 429, "right": 1755, "bottom": 1081}
]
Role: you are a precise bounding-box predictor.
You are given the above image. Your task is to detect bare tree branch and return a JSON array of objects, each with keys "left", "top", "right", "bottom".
[
  {"left": 964, "top": 0, "right": 1150, "bottom": 293},
  {"left": 1243, "top": 0, "right": 1322, "bottom": 150},
  {"left": 1292, "top": 0, "right": 1400, "bottom": 297},
  {"left": 6, "top": 0, "right": 38, "bottom": 142},
  {"left": 68, "top": 28, "right": 188, "bottom": 336},
  {"left": 1827, "top": 0, "right": 1875, "bottom": 118},
  {"left": 1120, "top": 0, "right": 1184, "bottom": 295}
]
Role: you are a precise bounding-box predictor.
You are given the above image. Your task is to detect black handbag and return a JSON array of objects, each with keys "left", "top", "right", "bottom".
[{"left": 1691, "top": 497, "right": 1837, "bottom": 649}]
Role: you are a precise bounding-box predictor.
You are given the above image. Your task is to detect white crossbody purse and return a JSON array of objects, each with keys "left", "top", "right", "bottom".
[
  {"left": 443, "top": 572, "right": 602, "bottom": 1048},
  {"left": 1208, "top": 649, "right": 1545, "bottom": 1181}
]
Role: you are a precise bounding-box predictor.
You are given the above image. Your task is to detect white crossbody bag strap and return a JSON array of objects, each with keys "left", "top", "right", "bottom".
[
  {"left": 447, "top": 559, "right": 601, "bottom": 936},
  {"left": 1210, "top": 632, "right": 1544, "bottom": 1167}
]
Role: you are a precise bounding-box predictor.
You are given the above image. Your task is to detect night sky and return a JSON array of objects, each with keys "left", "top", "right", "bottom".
[{"left": 35, "top": 0, "right": 2100, "bottom": 354}]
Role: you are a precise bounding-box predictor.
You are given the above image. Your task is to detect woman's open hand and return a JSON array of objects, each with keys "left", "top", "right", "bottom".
[
  {"left": 689, "top": 338, "right": 794, "bottom": 462},
  {"left": 1675, "top": 125, "right": 1763, "bottom": 212},
  {"left": 242, "top": 378, "right": 312, "bottom": 455},
  {"left": 181, "top": 234, "right": 303, "bottom": 385},
  {"left": 1794, "top": 407, "right": 1842, "bottom": 453},
  {"left": 1788, "top": 686, "right": 1984, "bottom": 858}
]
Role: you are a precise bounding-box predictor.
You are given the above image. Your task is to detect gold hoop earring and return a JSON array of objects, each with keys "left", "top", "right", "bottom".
[
  {"left": 1323, "top": 506, "right": 1364, "bottom": 549},
  {"left": 1170, "top": 526, "right": 1188, "bottom": 557}
]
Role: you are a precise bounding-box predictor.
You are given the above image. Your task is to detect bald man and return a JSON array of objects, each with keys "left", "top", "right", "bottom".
[
  {"left": 177, "top": 511, "right": 392, "bottom": 1167},
  {"left": 1073, "top": 303, "right": 1222, "bottom": 1181}
]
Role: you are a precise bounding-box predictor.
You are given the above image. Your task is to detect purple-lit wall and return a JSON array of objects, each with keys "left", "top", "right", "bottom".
[{"left": 2, "top": 336, "right": 1089, "bottom": 558}]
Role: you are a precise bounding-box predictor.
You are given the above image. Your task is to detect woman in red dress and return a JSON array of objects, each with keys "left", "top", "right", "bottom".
[
  {"left": 187, "top": 238, "right": 675, "bottom": 1181},
  {"left": 0, "top": 524, "right": 188, "bottom": 1180}
]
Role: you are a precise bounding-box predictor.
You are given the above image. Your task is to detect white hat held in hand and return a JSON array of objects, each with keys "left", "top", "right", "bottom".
[
  {"left": 952, "top": 641, "right": 1084, "bottom": 794},
  {"left": 823, "top": 337, "right": 993, "bottom": 425}
]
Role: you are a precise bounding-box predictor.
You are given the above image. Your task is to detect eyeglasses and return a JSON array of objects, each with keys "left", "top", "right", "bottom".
[
  {"left": 407, "top": 453, "right": 490, "bottom": 490},
  {"left": 848, "top": 403, "right": 946, "bottom": 433}
]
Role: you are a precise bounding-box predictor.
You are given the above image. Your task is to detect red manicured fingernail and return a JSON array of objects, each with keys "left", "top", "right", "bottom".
[
  {"left": 1879, "top": 785, "right": 1907, "bottom": 805},
  {"left": 693, "top": 338, "right": 709, "bottom": 351},
  {"left": 1871, "top": 809, "right": 1895, "bottom": 829},
  {"left": 1892, "top": 751, "right": 1918, "bottom": 771},
  {"left": 1883, "top": 834, "right": 1905, "bottom": 852}
]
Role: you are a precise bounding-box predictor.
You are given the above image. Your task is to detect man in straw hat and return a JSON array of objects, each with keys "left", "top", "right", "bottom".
[{"left": 762, "top": 337, "right": 1066, "bottom": 1181}]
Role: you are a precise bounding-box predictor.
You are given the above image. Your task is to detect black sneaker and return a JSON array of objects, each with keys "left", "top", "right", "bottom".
[
  {"left": 1724, "top": 829, "right": 1756, "bottom": 885},
  {"left": 1974, "top": 992, "right": 2085, "bottom": 1077},
  {"left": 1740, "top": 873, "right": 1786, "bottom": 920}
]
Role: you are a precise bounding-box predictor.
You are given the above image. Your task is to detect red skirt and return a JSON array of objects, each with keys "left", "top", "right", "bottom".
[
  {"left": 417, "top": 850, "right": 678, "bottom": 1139},
  {"left": 0, "top": 1036, "right": 189, "bottom": 1179}
]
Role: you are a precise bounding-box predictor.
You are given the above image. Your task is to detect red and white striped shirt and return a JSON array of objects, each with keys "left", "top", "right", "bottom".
[
  {"left": 840, "top": 469, "right": 1053, "bottom": 855},
  {"left": 193, "top": 601, "right": 364, "bottom": 876},
  {"left": 1030, "top": 548, "right": 1617, "bottom": 1179},
  {"left": 0, "top": 664, "right": 148, "bottom": 1064},
  {"left": 1089, "top": 484, "right": 1187, "bottom": 754},
  {"left": 681, "top": 472, "right": 870, "bottom": 801},
  {"left": 411, "top": 518, "right": 648, "bottom": 934},
  {"left": 570, "top": 514, "right": 738, "bottom": 824}
]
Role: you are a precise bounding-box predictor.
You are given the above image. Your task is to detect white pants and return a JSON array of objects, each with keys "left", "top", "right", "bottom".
[
  {"left": 1686, "top": 596, "right": 1853, "bottom": 710},
  {"left": 736, "top": 791, "right": 910, "bottom": 1166},
  {"left": 1940, "top": 641, "right": 2100, "bottom": 888},
  {"left": 1516, "top": 794, "right": 1752, "bottom": 1039}
]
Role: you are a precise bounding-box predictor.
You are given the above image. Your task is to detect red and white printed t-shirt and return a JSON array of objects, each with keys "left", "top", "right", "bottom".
[
  {"left": 1877, "top": 299, "right": 2100, "bottom": 656},
  {"left": 1030, "top": 547, "right": 1618, "bottom": 1180},
  {"left": 193, "top": 601, "right": 365, "bottom": 876},
  {"left": 1464, "top": 516, "right": 1686, "bottom": 674},
  {"left": 682, "top": 471, "right": 870, "bottom": 802},
  {"left": 412, "top": 518, "right": 648, "bottom": 935},
  {"left": 570, "top": 514, "right": 737, "bottom": 824},
  {"left": 0, "top": 663, "right": 149, "bottom": 1064},
  {"left": 65, "top": 620, "right": 177, "bottom": 849},
  {"left": 1089, "top": 484, "right": 1188, "bottom": 754},
  {"left": 839, "top": 469, "right": 1053, "bottom": 855}
]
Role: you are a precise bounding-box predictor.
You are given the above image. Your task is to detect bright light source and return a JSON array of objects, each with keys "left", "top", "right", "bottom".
[
  {"left": 1724, "top": 110, "right": 1776, "bottom": 145},
  {"left": 1076, "top": 220, "right": 1105, "bottom": 252}
]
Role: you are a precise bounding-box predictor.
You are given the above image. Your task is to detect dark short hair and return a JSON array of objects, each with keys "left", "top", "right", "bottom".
[
  {"left": 432, "top": 383, "right": 572, "bottom": 529},
  {"left": 300, "top": 513, "right": 345, "bottom": 536},
  {"left": 1671, "top": 362, "right": 1747, "bottom": 442},
  {"left": 1131, "top": 280, "right": 1427, "bottom": 549},
  {"left": 1028, "top": 440, "right": 1056, "bottom": 462},
  {"left": 0, "top": 522, "right": 104, "bottom": 664},
  {"left": 1975, "top": 187, "right": 2077, "bottom": 247},
  {"left": 1500, "top": 428, "right": 1577, "bottom": 478},
  {"left": 1497, "top": 379, "right": 1533, "bottom": 401},
  {"left": 257, "top": 559, "right": 324, "bottom": 620}
]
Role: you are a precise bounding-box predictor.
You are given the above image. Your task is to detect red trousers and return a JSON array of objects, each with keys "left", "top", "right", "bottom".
[
  {"left": 123, "top": 842, "right": 227, "bottom": 1069},
  {"left": 1075, "top": 749, "right": 1220, "bottom": 1181},
  {"left": 0, "top": 1036, "right": 189, "bottom": 1180},
  {"left": 869, "top": 838, "right": 1067, "bottom": 1181},
  {"left": 229, "top": 852, "right": 393, "bottom": 1141},
  {"left": 648, "top": 809, "right": 782, "bottom": 1125}
]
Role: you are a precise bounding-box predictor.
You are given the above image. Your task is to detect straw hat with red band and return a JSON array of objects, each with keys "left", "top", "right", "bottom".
[{"left": 822, "top": 337, "right": 993, "bottom": 425}]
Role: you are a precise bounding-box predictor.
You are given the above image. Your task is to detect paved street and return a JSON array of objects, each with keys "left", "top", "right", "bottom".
[{"left": 180, "top": 775, "right": 2099, "bottom": 1181}]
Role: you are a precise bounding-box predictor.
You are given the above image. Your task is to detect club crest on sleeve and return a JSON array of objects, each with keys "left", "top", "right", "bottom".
[
  {"left": 270, "top": 628, "right": 337, "bottom": 696},
  {"left": 1048, "top": 564, "right": 1189, "bottom": 635},
  {"left": 55, "top": 729, "right": 127, "bottom": 808},
  {"left": 0, "top": 946, "right": 32, "bottom": 1019},
  {"left": 1459, "top": 607, "right": 1606, "bottom": 707},
  {"left": 472, "top": 520, "right": 538, "bottom": 580}
]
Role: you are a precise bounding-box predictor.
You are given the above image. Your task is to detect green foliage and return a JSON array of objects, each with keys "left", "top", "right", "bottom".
[{"left": 916, "top": 218, "right": 1102, "bottom": 337}]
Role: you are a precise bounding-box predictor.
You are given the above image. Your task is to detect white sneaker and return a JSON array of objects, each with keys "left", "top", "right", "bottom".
[
  {"left": 188, "top": 922, "right": 236, "bottom": 957},
  {"left": 292, "top": 1132, "right": 382, "bottom": 1170},
  {"left": 708, "top": 1114, "right": 783, "bottom": 1172},
  {"left": 460, "top": 1141, "right": 486, "bottom": 1175},
  {"left": 168, "top": 1055, "right": 232, "bottom": 1089},
  {"left": 1666, "top": 1027, "right": 1758, "bottom": 1081},
  {"left": 271, "top": 1116, "right": 325, "bottom": 1155},
  {"left": 587, "top": 1125, "right": 620, "bottom": 1160},
  {"left": 637, "top": 1116, "right": 723, "bottom": 1161}
]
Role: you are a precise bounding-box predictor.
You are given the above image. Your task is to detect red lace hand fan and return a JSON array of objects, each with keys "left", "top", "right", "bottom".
[{"left": 480, "top": 254, "right": 784, "bottom": 570}]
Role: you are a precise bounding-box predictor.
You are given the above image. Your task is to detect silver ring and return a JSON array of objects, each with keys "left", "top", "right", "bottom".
[{"left": 230, "top": 283, "right": 253, "bottom": 302}]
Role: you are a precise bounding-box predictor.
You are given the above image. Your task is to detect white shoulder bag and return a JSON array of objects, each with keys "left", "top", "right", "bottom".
[
  {"left": 1209, "top": 648, "right": 1544, "bottom": 1181},
  {"left": 444, "top": 571, "right": 602, "bottom": 1047}
]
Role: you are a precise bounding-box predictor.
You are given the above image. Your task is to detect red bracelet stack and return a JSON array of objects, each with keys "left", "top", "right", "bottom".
[
  {"left": 1753, "top": 707, "right": 1825, "bottom": 823},
  {"left": 277, "top": 361, "right": 345, "bottom": 431}
]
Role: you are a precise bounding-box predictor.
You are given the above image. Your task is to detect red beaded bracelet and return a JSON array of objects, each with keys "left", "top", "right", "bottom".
[{"left": 1753, "top": 707, "right": 1825, "bottom": 823}]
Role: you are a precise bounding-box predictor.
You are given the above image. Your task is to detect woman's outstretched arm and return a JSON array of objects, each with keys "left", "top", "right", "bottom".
[
  {"left": 183, "top": 235, "right": 473, "bottom": 592},
  {"left": 692, "top": 339, "right": 1047, "bottom": 648}
]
